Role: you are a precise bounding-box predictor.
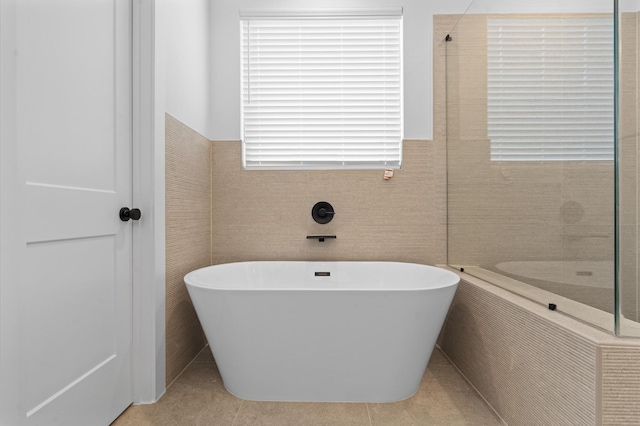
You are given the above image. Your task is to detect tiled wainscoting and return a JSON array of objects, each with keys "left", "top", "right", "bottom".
[
  {"left": 165, "top": 114, "right": 211, "bottom": 385},
  {"left": 210, "top": 139, "right": 446, "bottom": 266}
]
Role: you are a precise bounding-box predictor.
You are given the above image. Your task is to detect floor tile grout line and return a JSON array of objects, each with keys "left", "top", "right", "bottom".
[
  {"left": 166, "top": 345, "right": 211, "bottom": 391},
  {"left": 365, "top": 403, "right": 373, "bottom": 426},
  {"left": 231, "top": 399, "right": 244, "bottom": 426}
]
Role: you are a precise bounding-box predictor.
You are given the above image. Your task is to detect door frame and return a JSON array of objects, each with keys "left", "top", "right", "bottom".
[
  {"left": 0, "top": 1, "right": 166, "bottom": 421},
  {"left": 131, "top": 0, "right": 166, "bottom": 404},
  {"left": 0, "top": 0, "right": 23, "bottom": 424}
]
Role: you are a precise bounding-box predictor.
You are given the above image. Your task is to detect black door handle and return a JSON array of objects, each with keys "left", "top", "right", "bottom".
[{"left": 120, "top": 207, "right": 141, "bottom": 222}]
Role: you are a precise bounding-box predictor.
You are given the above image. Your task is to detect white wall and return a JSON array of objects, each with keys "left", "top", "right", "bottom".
[
  {"left": 164, "top": 0, "right": 211, "bottom": 138},
  {"left": 620, "top": 0, "right": 640, "bottom": 12},
  {"left": 209, "top": 0, "right": 613, "bottom": 140},
  {"left": 445, "top": 0, "right": 612, "bottom": 15}
]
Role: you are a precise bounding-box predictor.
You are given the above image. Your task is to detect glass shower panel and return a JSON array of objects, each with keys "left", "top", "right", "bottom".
[
  {"left": 445, "top": 0, "right": 620, "bottom": 333},
  {"left": 618, "top": 3, "right": 640, "bottom": 337}
]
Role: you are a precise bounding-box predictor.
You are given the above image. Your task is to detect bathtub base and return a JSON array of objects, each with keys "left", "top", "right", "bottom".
[{"left": 190, "top": 288, "right": 454, "bottom": 403}]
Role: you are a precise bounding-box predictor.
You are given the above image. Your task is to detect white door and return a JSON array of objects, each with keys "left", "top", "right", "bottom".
[{"left": 1, "top": 1, "right": 133, "bottom": 425}]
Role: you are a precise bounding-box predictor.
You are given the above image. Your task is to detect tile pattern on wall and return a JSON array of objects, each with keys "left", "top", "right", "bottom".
[
  {"left": 636, "top": 10, "right": 640, "bottom": 327},
  {"left": 210, "top": 140, "right": 445, "bottom": 265},
  {"left": 165, "top": 114, "right": 211, "bottom": 385},
  {"left": 601, "top": 346, "right": 640, "bottom": 425},
  {"left": 619, "top": 12, "right": 640, "bottom": 326},
  {"left": 439, "top": 278, "right": 598, "bottom": 426}
]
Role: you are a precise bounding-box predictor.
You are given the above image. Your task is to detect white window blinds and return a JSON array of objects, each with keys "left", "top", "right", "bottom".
[
  {"left": 487, "top": 17, "right": 614, "bottom": 161},
  {"left": 240, "top": 10, "right": 403, "bottom": 169}
]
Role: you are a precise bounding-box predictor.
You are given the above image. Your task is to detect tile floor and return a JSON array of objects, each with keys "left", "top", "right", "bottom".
[{"left": 112, "top": 347, "right": 504, "bottom": 426}]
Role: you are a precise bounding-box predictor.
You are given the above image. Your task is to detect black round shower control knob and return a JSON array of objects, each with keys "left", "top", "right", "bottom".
[
  {"left": 312, "top": 202, "right": 335, "bottom": 224},
  {"left": 120, "top": 207, "right": 142, "bottom": 222}
]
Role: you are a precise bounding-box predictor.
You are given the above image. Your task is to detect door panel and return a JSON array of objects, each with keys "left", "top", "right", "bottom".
[
  {"left": 24, "top": 184, "right": 118, "bottom": 242},
  {"left": 20, "top": 0, "right": 119, "bottom": 192},
  {"left": 25, "top": 236, "right": 118, "bottom": 412},
  {"left": 14, "top": 0, "right": 133, "bottom": 424}
]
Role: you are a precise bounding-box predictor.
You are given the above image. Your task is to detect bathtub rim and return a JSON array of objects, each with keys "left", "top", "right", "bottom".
[{"left": 184, "top": 260, "right": 460, "bottom": 292}]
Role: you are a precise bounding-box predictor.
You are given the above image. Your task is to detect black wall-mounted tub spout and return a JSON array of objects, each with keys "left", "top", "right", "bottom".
[
  {"left": 307, "top": 235, "right": 336, "bottom": 242},
  {"left": 312, "top": 201, "right": 335, "bottom": 224}
]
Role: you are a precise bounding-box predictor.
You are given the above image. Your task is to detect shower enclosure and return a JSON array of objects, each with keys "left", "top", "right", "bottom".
[{"left": 444, "top": 0, "right": 640, "bottom": 337}]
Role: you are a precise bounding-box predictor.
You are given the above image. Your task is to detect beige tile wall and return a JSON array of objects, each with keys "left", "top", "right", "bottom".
[
  {"left": 635, "top": 10, "right": 640, "bottom": 328},
  {"left": 601, "top": 346, "right": 640, "bottom": 424},
  {"left": 165, "top": 114, "right": 211, "bottom": 385},
  {"left": 619, "top": 12, "right": 640, "bottom": 330},
  {"left": 210, "top": 140, "right": 446, "bottom": 265}
]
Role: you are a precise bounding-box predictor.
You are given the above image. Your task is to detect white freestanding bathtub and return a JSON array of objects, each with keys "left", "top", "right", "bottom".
[{"left": 184, "top": 261, "right": 459, "bottom": 403}]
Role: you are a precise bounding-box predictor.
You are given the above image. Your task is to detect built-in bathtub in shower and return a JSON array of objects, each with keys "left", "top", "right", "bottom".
[{"left": 493, "top": 261, "right": 613, "bottom": 313}]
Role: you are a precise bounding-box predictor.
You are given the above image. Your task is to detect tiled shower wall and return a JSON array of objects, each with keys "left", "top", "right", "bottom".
[
  {"left": 439, "top": 12, "right": 640, "bottom": 321},
  {"left": 442, "top": 13, "right": 613, "bottom": 295},
  {"left": 210, "top": 140, "right": 447, "bottom": 265},
  {"left": 619, "top": 11, "right": 640, "bottom": 331},
  {"left": 165, "top": 114, "right": 211, "bottom": 385}
]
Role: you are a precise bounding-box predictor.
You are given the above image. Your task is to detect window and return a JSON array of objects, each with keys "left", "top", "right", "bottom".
[
  {"left": 240, "top": 9, "right": 403, "bottom": 169},
  {"left": 487, "top": 17, "right": 614, "bottom": 161}
]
